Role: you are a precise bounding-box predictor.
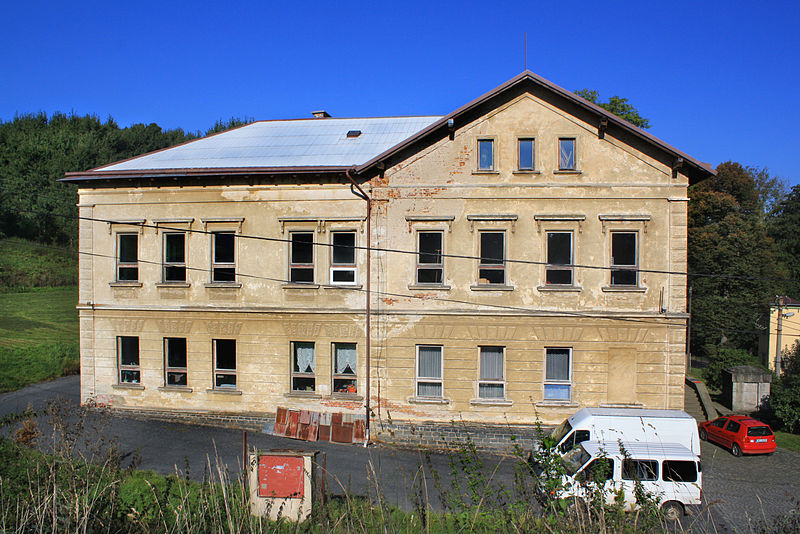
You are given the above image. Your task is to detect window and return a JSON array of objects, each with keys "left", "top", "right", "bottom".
[
  {"left": 290, "top": 232, "right": 314, "bottom": 283},
  {"left": 291, "top": 341, "right": 315, "bottom": 391},
  {"left": 576, "top": 458, "right": 614, "bottom": 483},
  {"left": 330, "top": 232, "right": 356, "bottom": 285},
  {"left": 477, "top": 139, "right": 494, "bottom": 170},
  {"left": 163, "top": 233, "right": 186, "bottom": 282},
  {"left": 559, "top": 430, "right": 591, "bottom": 454},
  {"left": 711, "top": 418, "right": 727, "bottom": 429},
  {"left": 544, "top": 347, "right": 571, "bottom": 401},
  {"left": 558, "top": 138, "right": 576, "bottom": 170},
  {"left": 622, "top": 459, "right": 659, "bottom": 481},
  {"left": 725, "top": 420, "right": 741, "bottom": 433},
  {"left": 117, "top": 336, "right": 140, "bottom": 383},
  {"left": 478, "top": 231, "right": 505, "bottom": 285},
  {"left": 417, "top": 231, "right": 443, "bottom": 284},
  {"left": 332, "top": 343, "right": 357, "bottom": 393},
  {"left": 116, "top": 234, "right": 139, "bottom": 281},
  {"left": 416, "top": 345, "right": 443, "bottom": 397},
  {"left": 662, "top": 460, "right": 698, "bottom": 482},
  {"left": 211, "top": 232, "right": 235, "bottom": 282},
  {"left": 518, "top": 138, "right": 535, "bottom": 170},
  {"left": 213, "top": 339, "right": 236, "bottom": 388},
  {"left": 478, "top": 346, "right": 505, "bottom": 399},
  {"left": 610, "top": 232, "right": 638, "bottom": 286},
  {"left": 546, "top": 232, "right": 573, "bottom": 285},
  {"left": 164, "top": 337, "right": 187, "bottom": 386}
]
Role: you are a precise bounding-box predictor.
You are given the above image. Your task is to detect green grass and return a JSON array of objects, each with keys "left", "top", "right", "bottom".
[
  {"left": 775, "top": 431, "right": 800, "bottom": 453},
  {"left": 0, "top": 286, "right": 79, "bottom": 392},
  {"left": 0, "top": 238, "right": 78, "bottom": 290}
]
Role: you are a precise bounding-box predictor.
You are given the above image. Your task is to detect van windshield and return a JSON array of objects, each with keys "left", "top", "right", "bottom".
[
  {"left": 550, "top": 420, "right": 572, "bottom": 444},
  {"left": 562, "top": 446, "right": 590, "bottom": 476}
]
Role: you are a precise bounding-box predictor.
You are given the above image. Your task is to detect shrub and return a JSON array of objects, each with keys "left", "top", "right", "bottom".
[
  {"left": 705, "top": 345, "right": 761, "bottom": 391},
  {"left": 770, "top": 342, "right": 800, "bottom": 433}
]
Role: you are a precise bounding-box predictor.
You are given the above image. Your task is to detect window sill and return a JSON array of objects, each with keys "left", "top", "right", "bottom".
[
  {"left": 470, "top": 398, "right": 513, "bottom": 406},
  {"left": 601, "top": 286, "right": 646, "bottom": 293},
  {"left": 284, "top": 391, "right": 323, "bottom": 399},
  {"left": 408, "top": 396, "right": 450, "bottom": 405},
  {"left": 512, "top": 170, "right": 541, "bottom": 175},
  {"left": 206, "top": 388, "right": 242, "bottom": 395},
  {"left": 112, "top": 383, "right": 145, "bottom": 390},
  {"left": 323, "top": 284, "right": 362, "bottom": 290},
  {"left": 408, "top": 284, "right": 451, "bottom": 291},
  {"left": 538, "top": 285, "right": 582, "bottom": 292},
  {"left": 471, "top": 170, "right": 500, "bottom": 175},
  {"left": 282, "top": 283, "right": 320, "bottom": 289},
  {"left": 329, "top": 393, "right": 364, "bottom": 401},
  {"left": 158, "top": 386, "right": 193, "bottom": 393},
  {"left": 470, "top": 284, "right": 515, "bottom": 291},
  {"left": 109, "top": 282, "right": 142, "bottom": 288},
  {"left": 553, "top": 169, "right": 582, "bottom": 175},
  {"left": 156, "top": 282, "right": 190, "bottom": 288},
  {"left": 204, "top": 282, "right": 242, "bottom": 289},
  {"left": 535, "top": 401, "right": 579, "bottom": 408}
]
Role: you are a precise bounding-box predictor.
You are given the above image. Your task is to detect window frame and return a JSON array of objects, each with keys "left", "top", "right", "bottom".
[
  {"left": 212, "top": 339, "right": 237, "bottom": 389},
  {"left": 544, "top": 347, "right": 572, "bottom": 401},
  {"left": 546, "top": 231, "right": 574, "bottom": 285},
  {"left": 478, "top": 230, "right": 506, "bottom": 285},
  {"left": 289, "top": 231, "right": 315, "bottom": 284},
  {"left": 517, "top": 137, "right": 536, "bottom": 171},
  {"left": 163, "top": 232, "right": 187, "bottom": 283},
  {"left": 477, "top": 138, "right": 495, "bottom": 171},
  {"left": 477, "top": 346, "right": 506, "bottom": 400},
  {"left": 117, "top": 335, "right": 140, "bottom": 384},
  {"left": 610, "top": 231, "right": 639, "bottom": 287},
  {"left": 116, "top": 233, "right": 139, "bottom": 282},
  {"left": 163, "top": 337, "right": 188, "bottom": 387},
  {"left": 557, "top": 137, "right": 577, "bottom": 171},
  {"left": 416, "top": 345, "right": 444, "bottom": 398},
  {"left": 211, "top": 231, "right": 236, "bottom": 283},
  {"left": 416, "top": 230, "right": 444, "bottom": 285},
  {"left": 332, "top": 342, "right": 358, "bottom": 394},
  {"left": 330, "top": 231, "right": 357, "bottom": 286},
  {"left": 291, "top": 341, "right": 316, "bottom": 392}
]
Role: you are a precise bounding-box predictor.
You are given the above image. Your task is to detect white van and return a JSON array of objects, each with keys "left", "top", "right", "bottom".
[
  {"left": 548, "top": 408, "right": 700, "bottom": 457},
  {"left": 559, "top": 440, "right": 702, "bottom": 520}
]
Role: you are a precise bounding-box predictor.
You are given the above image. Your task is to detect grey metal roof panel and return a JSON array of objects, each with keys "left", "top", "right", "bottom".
[{"left": 96, "top": 116, "right": 442, "bottom": 171}]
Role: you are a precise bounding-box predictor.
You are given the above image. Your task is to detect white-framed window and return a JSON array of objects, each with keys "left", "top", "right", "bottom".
[
  {"left": 478, "top": 231, "right": 505, "bottom": 285},
  {"left": 116, "top": 233, "right": 139, "bottom": 281},
  {"left": 290, "top": 232, "right": 314, "bottom": 283},
  {"left": 478, "top": 346, "right": 505, "bottom": 399},
  {"left": 164, "top": 337, "right": 187, "bottom": 386},
  {"left": 330, "top": 231, "right": 356, "bottom": 285},
  {"left": 117, "top": 336, "right": 140, "bottom": 383},
  {"left": 477, "top": 139, "right": 494, "bottom": 171},
  {"left": 417, "top": 231, "right": 444, "bottom": 284},
  {"left": 416, "top": 345, "right": 443, "bottom": 398},
  {"left": 546, "top": 231, "right": 573, "bottom": 285},
  {"left": 332, "top": 342, "right": 357, "bottom": 394},
  {"left": 213, "top": 339, "right": 236, "bottom": 388},
  {"left": 558, "top": 138, "right": 576, "bottom": 171},
  {"left": 544, "top": 347, "right": 572, "bottom": 401},
  {"left": 611, "top": 232, "right": 638, "bottom": 286},
  {"left": 291, "top": 341, "right": 315, "bottom": 391},
  {"left": 518, "top": 138, "right": 535, "bottom": 171},
  {"left": 211, "top": 232, "right": 235, "bottom": 282},
  {"left": 163, "top": 232, "right": 186, "bottom": 282}
]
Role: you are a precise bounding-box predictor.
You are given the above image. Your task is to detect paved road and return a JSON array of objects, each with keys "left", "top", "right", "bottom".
[{"left": 3, "top": 376, "right": 799, "bottom": 531}]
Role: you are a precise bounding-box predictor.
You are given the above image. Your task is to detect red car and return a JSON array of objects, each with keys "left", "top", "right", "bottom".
[{"left": 699, "top": 415, "right": 776, "bottom": 456}]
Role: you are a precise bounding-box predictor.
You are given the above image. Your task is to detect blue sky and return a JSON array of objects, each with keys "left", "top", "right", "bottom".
[{"left": 2, "top": 0, "right": 798, "bottom": 185}]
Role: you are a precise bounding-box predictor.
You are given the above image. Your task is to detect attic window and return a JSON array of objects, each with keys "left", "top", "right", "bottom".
[{"left": 346, "top": 130, "right": 362, "bottom": 138}]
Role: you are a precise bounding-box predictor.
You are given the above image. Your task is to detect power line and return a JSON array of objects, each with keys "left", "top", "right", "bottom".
[{"left": 12, "top": 208, "right": 800, "bottom": 285}]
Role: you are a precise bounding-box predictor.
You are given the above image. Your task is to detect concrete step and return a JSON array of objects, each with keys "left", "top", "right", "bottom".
[{"left": 684, "top": 386, "right": 706, "bottom": 421}]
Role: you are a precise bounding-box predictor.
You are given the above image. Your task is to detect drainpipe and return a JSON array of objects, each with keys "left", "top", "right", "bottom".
[
  {"left": 346, "top": 167, "right": 371, "bottom": 446},
  {"left": 775, "top": 296, "right": 784, "bottom": 374}
]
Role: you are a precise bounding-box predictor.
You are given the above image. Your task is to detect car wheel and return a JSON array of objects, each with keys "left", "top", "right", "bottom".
[
  {"left": 661, "top": 501, "right": 684, "bottom": 521},
  {"left": 731, "top": 443, "right": 742, "bottom": 457},
  {"left": 699, "top": 428, "right": 707, "bottom": 441}
]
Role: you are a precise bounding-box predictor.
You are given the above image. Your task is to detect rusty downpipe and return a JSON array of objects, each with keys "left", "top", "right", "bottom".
[{"left": 346, "top": 167, "right": 371, "bottom": 446}]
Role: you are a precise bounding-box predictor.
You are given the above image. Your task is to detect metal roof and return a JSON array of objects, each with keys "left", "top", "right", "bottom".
[
  {"left": 581, "top": 441, "right": 698, "bottom": 460},
  {"left": 94, "top": 116, "right": 442, "bottom": 172}
]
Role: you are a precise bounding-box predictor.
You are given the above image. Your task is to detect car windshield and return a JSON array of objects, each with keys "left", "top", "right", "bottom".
[
  {"left": 747, "top": 426, "right": 773, "bottom": 437},
  {"left": 562, "top": 446, "right": 590, "bottom": 476},
  {"left": 550, "top": 420, "right": 572, "bottom": 444}
]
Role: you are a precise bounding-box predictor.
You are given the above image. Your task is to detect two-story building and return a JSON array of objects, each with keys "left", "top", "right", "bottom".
[{"left": 64, "top": 71, "right": 714, "bottom": 440}]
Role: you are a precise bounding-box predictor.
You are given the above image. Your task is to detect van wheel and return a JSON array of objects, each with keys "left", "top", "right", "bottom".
[
  {"left": 661, "top": 501, "right": 684, "bottom": 521},
  {"left": 699, "top": 428, "right": 707, "bottom": 441},
  {"left": 732, "top": 443, "right": 742, "bottom": 457}
]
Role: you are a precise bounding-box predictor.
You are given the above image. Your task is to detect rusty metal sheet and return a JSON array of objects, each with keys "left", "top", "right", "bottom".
[
  {"left": 274, "top": 407, "right": 288, "bottom": 436},
  {"left": 331, "top": 422, "right": 354, "bottom": 443},
  {"left": 258, "top": 455, "right": 305, "bottom": 498},
  {"left": 286, "top": 410, "right": 300, "bottom": 439},
  {"left": 299, "top": 410, "right": 311, "bottom": 425},
  {"left": 319, "top": 424, "right": 331, "bottom": 442},
  {"left": 331, "top": 412, "right": 343, "bottom": 426},
  {"left": 353, "top": 417, "right": 366, "bottom": 442}
]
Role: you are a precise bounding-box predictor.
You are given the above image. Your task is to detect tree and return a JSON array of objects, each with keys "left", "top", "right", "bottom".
[
  {"left": 205, "top": 117, "right": 255, "bottom": 137},
  {"left": 574, "top": 89, "right": 651, "bottom": 129},
  {"left": 767, "top": 184, "right": 800, "bottom": 297}
]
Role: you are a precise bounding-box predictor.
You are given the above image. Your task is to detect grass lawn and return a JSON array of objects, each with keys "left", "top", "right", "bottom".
[
  {"left": 775, "top": 431, "right": 800, "bottom": 454},
  {"left": 0, "top": 286, "right": 79, "bottom": 392},
  {"left": 0, "top": 238, "right": 77, "bottom": 290}
]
